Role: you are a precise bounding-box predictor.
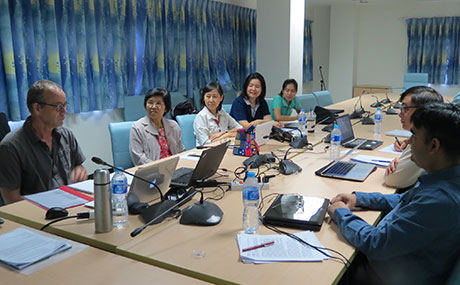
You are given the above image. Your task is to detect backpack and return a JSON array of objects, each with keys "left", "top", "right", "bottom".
[{"left": 172, "top": 100, "right": 198, "bottom": 121}]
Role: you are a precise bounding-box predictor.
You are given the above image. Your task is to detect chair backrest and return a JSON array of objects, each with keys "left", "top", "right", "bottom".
[
  {"left": 108, "top": 121, "right": 134, "bottom": 169},
  {"left": 124, "top": 95, "right": 146, "bottom": 121},
  {"left": 297, "top": 93, "right": 318, "bottom": 112},
  {"left": 403, "top": 73, "right": 429, "bottom": 89},
  {"left": 176, "top": 114, "right": 198, "bottom": 150},
  {"left": 8, "top": 120, "right": 25, "bottom": 132},
  {"left": 312, "top": 90, "right": 333, "bottom": 107},
  {"left": 452, "top": 91, "right": 460, "bottom": 105},
  {"left": 222, "top": 104, "right": 232, "bottom": 113},
  {"left": 265, "top": 97, "right": 273, "bottom": 107},
  {"left": 448, "top": 255, "right": 460, "bottom": 285}
]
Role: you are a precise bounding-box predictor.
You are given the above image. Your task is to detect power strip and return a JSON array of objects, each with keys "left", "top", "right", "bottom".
[{"left": 231, "top": 181, "right": 269, "bottom": 191}]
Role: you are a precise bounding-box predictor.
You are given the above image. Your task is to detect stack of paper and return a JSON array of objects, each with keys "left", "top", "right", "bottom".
[
  {"left": 236, "top": 231, "right": 329, "bottom": 264},
  {"left": 68, "top": 173, "right": 134, "bottom": 194},
  {"left": 0, "top": 228, "right": 71, "bottom": 270},
  {"left": 385, "top": 129, "right": 412, "bottom": 137},
  {"left": 350, "top": 155, "right": 393, "bottom": 167}
]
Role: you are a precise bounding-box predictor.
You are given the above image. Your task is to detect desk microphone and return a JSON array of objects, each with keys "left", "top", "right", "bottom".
[
  {"left": 350, "top": 93, "right": 365, "bottom": 119},
  {"left": 370, "top": 95, "right": 383, "bottom": 108},
  {"left": 380, "top": 93, "right": 391, "bottom": 104}
]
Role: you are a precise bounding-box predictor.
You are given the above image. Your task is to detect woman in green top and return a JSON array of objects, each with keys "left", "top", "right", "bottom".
[{"left": 269, "top": 79, "right": 302, "bottom": 121}]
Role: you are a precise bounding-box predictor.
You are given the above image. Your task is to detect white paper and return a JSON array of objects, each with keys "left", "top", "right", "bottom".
[
  {"left": 385, "top": 129, "right": 412, "bottom": 137},
  {"left": 180, "top": 152, "right": 201, "bottom": 161},
  {"left": 350, "top": 155, "right": 393, "bottom": 167},
  {"left": 0, "top": 228, "right": 71, "bottom": 270},
  {"left": 236, "top": 231, "right": 329, "bottom": 264},
  {"left": 379, "top": 144, "right": 403, "bottom": 155},
  {"left": 24, "top": 189, "right": 88, "bottom": 209}
]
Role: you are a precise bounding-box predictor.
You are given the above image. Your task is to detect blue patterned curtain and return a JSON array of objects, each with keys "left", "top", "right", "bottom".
[
  {"left": 0, "top": 0, "right": 256, "bottom": 120},
  {"left": 407, "top": 17, "right": 460, "bottom": 85},
  {"left": 303, "top": 20, "right": 313, "bottom": 83}
]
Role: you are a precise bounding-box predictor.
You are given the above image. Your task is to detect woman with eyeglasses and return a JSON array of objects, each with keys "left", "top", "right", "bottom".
[
  {"left": 384, "top": 86, "right": 443, "bottom": 189},
  {"left": 129, "top": 88, "right": 185, "bottom": 166},
  {"left": 193, "top": 82, "right": 241, "bottom": 146}
]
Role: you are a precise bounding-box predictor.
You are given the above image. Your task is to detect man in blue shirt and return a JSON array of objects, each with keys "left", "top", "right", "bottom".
[{"left": 328, "top": 103, "right": 460, "bottom": 284}]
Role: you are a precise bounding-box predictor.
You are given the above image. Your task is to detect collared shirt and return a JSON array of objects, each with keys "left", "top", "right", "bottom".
[
  {"left": 334, "top": 165, "right": 460, "bottom": 284},
  {"left": 269, "top": 94, "right": 301, "bottom": 120},
  {"left": 193, "top": 107, "right": 241, "bottom": 146},
  {"left": 384, "top": 144, "right": 424, "bottom": 188},
  {"left": 129, "top": 116, "right": 185, "bottom": 166},
  {"left": 0, "top": 117, "right": 85, "bottom": 195},
  {"left": 229, "top": 95, "right": 270, "bottom": 123}
]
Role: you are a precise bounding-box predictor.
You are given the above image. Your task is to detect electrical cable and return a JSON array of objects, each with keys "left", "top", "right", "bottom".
[{"left": 40, "top": 211, "right": 94, "bottom": 231}]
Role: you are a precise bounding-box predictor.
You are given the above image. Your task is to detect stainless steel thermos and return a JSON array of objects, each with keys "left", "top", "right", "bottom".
[{"left": 94, "top": 169, "right": 112, "bottom": 233}]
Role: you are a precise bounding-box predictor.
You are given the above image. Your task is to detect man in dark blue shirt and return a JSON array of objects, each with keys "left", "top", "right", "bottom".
[{"left": 328, "top": 103, "right": 460, "bottom": 284}]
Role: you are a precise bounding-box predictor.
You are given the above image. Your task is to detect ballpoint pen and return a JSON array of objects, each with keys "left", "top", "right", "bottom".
[
  {"left": 371, "top": 159, "right": 392, "bottom": 163},
  {"left": 394, "top": 136, "right": 401, "bottom": 145},
  {"left": 242, "top": 241, "right": 275, "bottom": 252}
]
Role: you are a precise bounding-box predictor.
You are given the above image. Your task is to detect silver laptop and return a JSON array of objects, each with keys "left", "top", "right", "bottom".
[
  {"left": 127, "top": 156, "right": 179, "bottom": 204},
  {"left": 254, "top": 121, "right": 274, "bottom": 146}
]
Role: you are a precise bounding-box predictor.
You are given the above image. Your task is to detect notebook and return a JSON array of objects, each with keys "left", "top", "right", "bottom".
[
  {"left": 170, "top": 141, "right": 229, "bottom": 188},
  {"left": 262, "top": 194, "right": 330, "bottom": 231},
  {"left": 127, "top": 156, "right": 180, "bottom": 205},
  {"left": 315, "top": 142, "right": 377, "bottom": 182},
  {"left": 254, "top": 120, "right": 274, "bottom": 146},
  {"left": 336, "top": 114, "right": 383, "bottom": 150}
]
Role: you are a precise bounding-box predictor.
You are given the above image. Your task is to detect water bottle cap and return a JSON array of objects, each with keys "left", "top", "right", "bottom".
[
  {"left": 114, "top": 167, "right": 124, "bottom": 172},
  {"left": 301, "top": 109, "right": 305, "bottom": 112},
  {"left": 247, "top": 172, "right": 256, "bottom": 178},
  {"left": 377, "top": 107, "right": 381, "bottom": 111},
  {"left": 334, "top": 124, "right": 339, "bottom": 129}
]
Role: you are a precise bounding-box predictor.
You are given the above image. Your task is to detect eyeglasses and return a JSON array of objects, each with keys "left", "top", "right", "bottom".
[
  {"left": 400, "top": 105, "right": 417, "bottom": 113},
  {"left": 37, "top": 102, "right": 68, "bottom": 112},
  {"left": 146, "top": 101, "right": 164, "bottom": 107}
]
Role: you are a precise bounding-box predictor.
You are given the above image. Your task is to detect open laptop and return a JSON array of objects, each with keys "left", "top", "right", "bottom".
[
  {"left": 336, "top": 114, "right": 383, "bottom": 150},
  {"left": 127, "top": 156, "right": 180, "bottom": 205},
  {"left": 254, "top": 120, "right": 274, "bottom": 146},
  {"left": 170, "top": 141, "right": 230, "bottom": 188},
  {"left": 315, "top": 142, "right": 377, "bottom": 182}
]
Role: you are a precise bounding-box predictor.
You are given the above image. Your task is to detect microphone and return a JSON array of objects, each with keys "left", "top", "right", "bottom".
[
  {"left": 361, "top": 112, "right": 375, "bottom": 125},
  {"left": 386, "top": 103, "right": 399, "bottom": 115},
  {"left": 91, "top": 156, "right": 165, "bottom": 202},
  {"left": 130, "top": 188, "right": 201, "bottom": 237},
  {"left": 350, "top": 93, "right": 365, "bottom": 119},
  {"left": 370, "top": 95, "right": 383, "bottom": 108},
  {"left": 380, "top": 93, "right": 391, "bottom": 104},
  {"left": 319, "top": 66, "right": 326, "bottom": 91}
]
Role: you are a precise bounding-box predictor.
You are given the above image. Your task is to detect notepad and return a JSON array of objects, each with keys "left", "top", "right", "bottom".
[
  {"left": 350, "top": 155, "right": 393, "bottom": 167},
  {"left": 24, "top": 186, "right": 93, "bottom": 209}
]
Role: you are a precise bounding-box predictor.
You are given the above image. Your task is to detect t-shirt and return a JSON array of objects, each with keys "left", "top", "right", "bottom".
[
  {"left": 269, "top": 94, "right": 301, "bottom": 120},
  {"left": 229, "top": 95, "right": 270, "bottom": 123}
]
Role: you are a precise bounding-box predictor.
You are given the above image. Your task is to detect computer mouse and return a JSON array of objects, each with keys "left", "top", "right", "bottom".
[
  {"left": 45, "top": 207, "right": 69, "bottom": 220},
  {"left": 179, "top": 201, "right": 223, "bottom": 226}
]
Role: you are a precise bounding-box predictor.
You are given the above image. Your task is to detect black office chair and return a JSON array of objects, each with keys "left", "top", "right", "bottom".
[{"left": 0, "top": 112, "right": 10, "bottom": 206}]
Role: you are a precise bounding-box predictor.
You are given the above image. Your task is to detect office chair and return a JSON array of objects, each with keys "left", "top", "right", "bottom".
[
  {"left": 108, "top": 121, "right": 135, "bottom": 169},
  {"left": 176, "top": 114, "right": 198, "bottom": 150}
]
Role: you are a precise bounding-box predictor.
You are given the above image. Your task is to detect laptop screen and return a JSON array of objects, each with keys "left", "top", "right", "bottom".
[{"left": 335, "top": 114, "right": 355, "bottom": 143}]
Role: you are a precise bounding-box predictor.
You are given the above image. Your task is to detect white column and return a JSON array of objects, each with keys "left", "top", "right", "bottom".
[{"left": 257, "top": 0, "right": 305, "bottom": 98}]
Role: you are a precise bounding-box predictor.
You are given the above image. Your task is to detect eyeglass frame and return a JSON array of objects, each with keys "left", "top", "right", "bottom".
[
  {"left": 400, "top": 105, "right": 418, "bottom": 113},
  {"left": 37, "top": 101, "right": 69, "bottom": 112}
]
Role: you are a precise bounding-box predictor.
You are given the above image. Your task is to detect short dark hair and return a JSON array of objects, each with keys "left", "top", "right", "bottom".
[
  {"left": 411, "top": 103, "right": 460, "bottom": 159},
  {"left": 200, "top": 82, "right": 224, "bottom": 111},
  {"left": 279, "top": 79, "right": 298, "bottom": 96},
  {"left": 144, "top": 88, "right": 171, "bottom": 115},
  {"left": 27, "top": 80, "right": 63, "bottom": 113},
  {"left": 400, "top": 86, "right": 444, "bottom": 106},
  {"left": 241, "top": 72, "right": 266, "bottom": 103}
]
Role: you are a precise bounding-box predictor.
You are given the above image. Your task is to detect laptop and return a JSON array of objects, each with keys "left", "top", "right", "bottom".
[
  {"left": 254, "top": 120, "right": 274, "bottom": 146},
  {"left": 336, "top": 114, "right": 383, "bottom": 150},
  {"left": 170, "top": 141, "right": 230, "bottom": 188},
  {"left": 315, "top": 142, "right": 377, "bottom": 182},
  {"left": 127, "top": 156, "right": 179, "bottom": 205},
  {"left": 262, "top": 194, "right": 330, "bottom": 231}
]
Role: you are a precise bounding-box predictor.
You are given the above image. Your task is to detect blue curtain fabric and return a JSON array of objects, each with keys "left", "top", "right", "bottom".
[
  {"left": 407, "top": 17, "right": 460, "bottom": 85},
  {"left": 0, "top": 0, "right": 256, "bottom": 120},
  {"left": 303, "top": 20, "right": 313, "bottom": 83}
]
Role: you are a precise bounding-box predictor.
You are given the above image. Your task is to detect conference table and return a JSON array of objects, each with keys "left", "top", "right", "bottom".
[
  {"left": 0, "top": 218, "right": 207, "bottom": 284},
  {"left": 0, "top": 93, "right": 407, "bottom": 284}
]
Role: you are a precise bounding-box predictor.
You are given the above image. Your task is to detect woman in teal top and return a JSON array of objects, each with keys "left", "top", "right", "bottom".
[{"left": 269, "top": 79, "right": 302, "bottom": 121}]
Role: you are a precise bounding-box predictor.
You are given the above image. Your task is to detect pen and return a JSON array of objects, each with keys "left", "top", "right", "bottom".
[
  {"left": 242, "top": 241, "right": 275, "bottom": 252},
  {"left": 371, "top": 159, "right": 392, "bottom": 163},
  {"left": 188, "top": 154, "right": 201, "bottom": 157},
  {"left": 394, "top": 136, "right": 401, "bottom": 145}
]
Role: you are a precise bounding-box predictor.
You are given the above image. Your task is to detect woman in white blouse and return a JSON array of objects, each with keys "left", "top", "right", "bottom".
[{"left": 193, "top": 82, "right": 241, "bottom": 146}]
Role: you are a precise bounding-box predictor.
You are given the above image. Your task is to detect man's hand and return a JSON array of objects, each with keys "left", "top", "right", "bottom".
[
  {"left": 330, "top": 193, "right": 357, "bottom": 209},
  {"left": 327, "top": 201, "right": 347, "bottom": 220},
  {"left": 71, "top": 165, "right": 88, "bottom": 183},
  {"left": 394, "top": 140, "right": 408, "bottom": 152},
  {"left": 385, "top": 157, "right": 400, "bottom": 175}
]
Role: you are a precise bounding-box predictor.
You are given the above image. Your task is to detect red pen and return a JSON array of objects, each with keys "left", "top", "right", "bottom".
[{"left": 242, "top": 241, "right": 275, "bottom": 252}]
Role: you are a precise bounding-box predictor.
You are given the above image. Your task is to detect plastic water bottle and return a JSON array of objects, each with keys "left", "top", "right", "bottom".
[
  {"left": 242, "top": 172, "right": 260, "bottom": 234},
  {"left": 374, "top": 107, "right": 383, "bottom": 135},
  {"left": 111, "top": 168, "right": 128, "bottom": 228},
  {"left": 298, "top": 109, "right": 307, "bottom": 136},
  {"left": 330, "top": 124, "right": 342, "bottom": 160}
]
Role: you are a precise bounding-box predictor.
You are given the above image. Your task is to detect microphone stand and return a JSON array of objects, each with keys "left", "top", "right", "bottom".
[
  {"left": 350, "top": 93, "right": 365, "bottom": 119},
  {"left": 131, "top": 188, "right": 198, "bottom": 237},
  {"left": 370, "top": 95, "right": 383, "bottom": 108},
  {"left": 380, "top": 93, "right": 391, "bottom": 104},
  {"left": 319, "top": 66, "right": 326, "bottom": 91}
]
